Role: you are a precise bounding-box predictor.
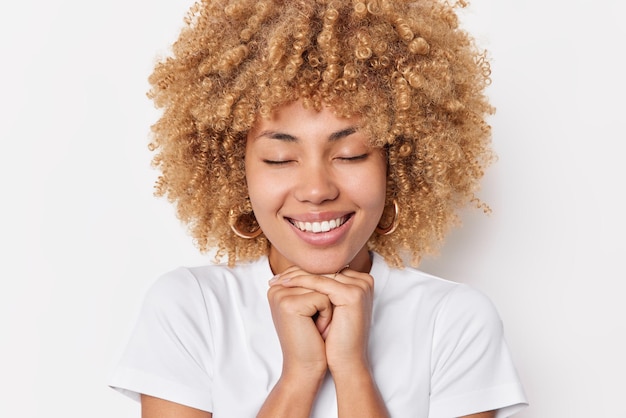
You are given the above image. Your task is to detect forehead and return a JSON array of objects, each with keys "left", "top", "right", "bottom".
[{"left": 248, "top": 101, "right": 362, "bottom": 140}]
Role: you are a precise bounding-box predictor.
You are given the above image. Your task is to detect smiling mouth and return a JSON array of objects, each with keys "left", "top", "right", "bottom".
[{"left": 288, "top": 215, "right": 351, "bottom": 233}]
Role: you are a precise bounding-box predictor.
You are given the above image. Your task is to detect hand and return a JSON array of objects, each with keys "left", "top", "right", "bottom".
[
  {"left": 267, "top": 270, "right": 333, "bottom": 378},
  {"left": 271, "top": 267, "right": 375, "bottom": 374}
]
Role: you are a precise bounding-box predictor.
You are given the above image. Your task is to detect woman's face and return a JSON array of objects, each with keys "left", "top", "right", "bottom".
[{"left": 245, "top": 101, "right": 387, "bottom": 275}]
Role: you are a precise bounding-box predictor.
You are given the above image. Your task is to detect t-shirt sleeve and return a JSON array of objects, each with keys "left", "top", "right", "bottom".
[
  {"left": 108, "top": 268, "right": 214, "bottom": 412},
  {"left": 429, "top": 284, "right": 528, "bottom": 418}
]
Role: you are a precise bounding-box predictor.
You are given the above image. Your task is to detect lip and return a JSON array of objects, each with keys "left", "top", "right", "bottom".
[
  {"left": 285, "top": 211, "right": 352, "bottom": 223},
  {"left": 288, "top": 214, "right": 350, "bottom": 233},
  {"left": 284, "top": 212, "right": 354, "bottom": 246}
]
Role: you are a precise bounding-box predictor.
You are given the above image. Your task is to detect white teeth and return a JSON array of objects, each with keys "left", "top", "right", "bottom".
[{"left": 293, "top": 217, "right": 346, "bottom": 233}]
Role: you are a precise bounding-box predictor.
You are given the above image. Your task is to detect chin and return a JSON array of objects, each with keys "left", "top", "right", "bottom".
[
  {"left": 292, "top": 252, "right": 360, "bottom": 275},
  {"left": 269, "top": 241, "right": 370, "bottom": 275},
  {"left": 304, "top": 264, "right": 342, "bottom": 276}
]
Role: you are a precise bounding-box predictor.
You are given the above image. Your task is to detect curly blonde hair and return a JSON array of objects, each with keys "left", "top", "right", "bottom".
[{"left": 148, "top": 0, "right": 494, "bottom": 268}]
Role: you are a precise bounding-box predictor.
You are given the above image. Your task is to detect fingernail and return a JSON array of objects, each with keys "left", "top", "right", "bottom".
[{"left": 268, "top": 274, "right": 280, "bottom": 284}]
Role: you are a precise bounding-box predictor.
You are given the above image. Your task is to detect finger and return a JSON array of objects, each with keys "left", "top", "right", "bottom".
[
  {"left": 269, "top": 286, "right": 333, "bottom": 320},
  {"left": 268, "top": 279, "right": 334, "bottom": 336},
  {"left": 279, "top": 275, "right": 367, "bottom": 309},
  {"left": 279, "top": 268, "right": 373, "bottom": 294},
  {"left": 314, "top": 300, "right": 333, "bottom": 336},
  {"left": 277, "top": 272, "right": 345, "bottom": 295},
  {"left": 267, "top": 283, "right": 313, "bottom": 300},
  {"left": 268, "top": 265, "right": 305, "bottom": 286},
  {"left": 270, "top": 265, "right": 340, "bottom": 284},
  {"left": 332, "top": 268, "right": 374, "bottom": 289}
]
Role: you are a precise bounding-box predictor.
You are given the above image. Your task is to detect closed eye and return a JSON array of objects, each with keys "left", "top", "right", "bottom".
[
  {"left": 338, "top": 153, "right": 368, "bottom": 161},
  {"left": 263, "top": 159, "right": 293, "bottom": 165}
]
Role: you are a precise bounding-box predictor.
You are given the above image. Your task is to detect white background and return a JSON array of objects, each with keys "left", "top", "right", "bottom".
[{"left": 1, "top": 0, "right": 624, "bottom": 417}]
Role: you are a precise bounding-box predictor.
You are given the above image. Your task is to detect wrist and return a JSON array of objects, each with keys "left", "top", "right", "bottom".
[
  {"left": 282, "top": 356, "right": 328, "bottom": 378},
  {"left": 258, "top": 368, "right": 327, "bottom": 418},
  {"left": 278, "top": 372, "right": 325, "bottom": 394},
  {"left": 328, "top": 358, "right": 371, "bottom": 382},
  {"left": 331, "top": 363, "right": 389, "bottom": 418},
  {"left": 327, "top": 350, "right": 370, "bottom": 376}
]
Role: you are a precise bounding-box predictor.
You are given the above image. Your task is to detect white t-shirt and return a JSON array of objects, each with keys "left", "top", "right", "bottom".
[{"left": 109, "top": 253, "right": 527, "bottom": 417}]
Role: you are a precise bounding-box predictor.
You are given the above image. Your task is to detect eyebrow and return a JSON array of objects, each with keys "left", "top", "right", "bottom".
[{"left": 256, "top": 126, "right": 358, "bottom": 142}]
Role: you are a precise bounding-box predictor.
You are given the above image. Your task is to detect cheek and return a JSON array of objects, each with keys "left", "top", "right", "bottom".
[
  {"left": 357, "top": 160, "right": 387, "bottom": 210},
  {"left": 244, "top": 158, "right": 262, "bottom": 208},
  {"left": 245, "top": 166, "right": 265, "bottom": 210},
  {"left": 245, "top": 164, "right": 285, "bottom": 217},
  {"left": 354, "top": 177, "right": 385, "bottom": 206},
  {"left": 370, "top": 181, "right": 387, "bottom": 217}
]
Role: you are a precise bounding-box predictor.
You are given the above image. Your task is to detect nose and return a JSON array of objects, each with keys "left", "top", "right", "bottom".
[{"left": 293, "top": 162, "right": 339, "bottom": 204}]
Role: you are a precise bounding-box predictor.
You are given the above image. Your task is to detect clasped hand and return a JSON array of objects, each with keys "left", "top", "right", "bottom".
[{"left": 267, "top": 266, "right": 374, "bottom": 378}]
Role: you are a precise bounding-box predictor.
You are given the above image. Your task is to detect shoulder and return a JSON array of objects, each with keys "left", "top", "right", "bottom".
[
  {"left": 373, "top": 254, "right": 466, "bottom": 307},
  {"left": 142, "top": 256, "right": 271, "bottom": 314},
  {"left": 427, "top": 282, "right": 505, "bottom": 355},
  {"left": 373, "top": 253, "right": 502, "bottom": 331},
  {"left": 386, "top": 263, "right": 459, "bottom": 294},
  {"left": 146, "top": 267, "right": 202, "bottom": 302},
  {"left": 139, "top": 262, "right": 234, "bottom": 314},
  {"left": 436, "top": 282, "right": 502, "bottom": 330},
  {"left": 150, "top": 256, "right": 264, "bottom": 291},
  {"left": 136, "top": 267, "right": 210, "bottom": 331}
]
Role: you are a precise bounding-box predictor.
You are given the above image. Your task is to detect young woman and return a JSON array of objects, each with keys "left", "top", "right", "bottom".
[{"left": 109, "top": 1, "right": 528, "bottom": 417}]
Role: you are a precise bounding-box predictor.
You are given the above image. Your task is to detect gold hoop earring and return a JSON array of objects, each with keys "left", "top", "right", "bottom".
[
  {"left": 229, "top": 209, "right": 262, "bottom": 239},
  {"left": 375, "top": 199, "right": 399, "bottom": 236}
]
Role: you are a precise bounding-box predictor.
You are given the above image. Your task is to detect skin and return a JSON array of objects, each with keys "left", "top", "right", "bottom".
[
  {"left": 141, "top": 101, "right": 497, "bottom": 418},
  {"left": 248, "top": 101, "right": 387, "bottom": 416},
  {"left": 245, "top": 101, "right": 387, "bottom": 276}
]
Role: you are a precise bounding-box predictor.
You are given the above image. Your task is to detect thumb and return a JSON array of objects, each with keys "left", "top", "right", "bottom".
[{"left": 313, "top": 299, "right": 333, "bottom": 339}]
